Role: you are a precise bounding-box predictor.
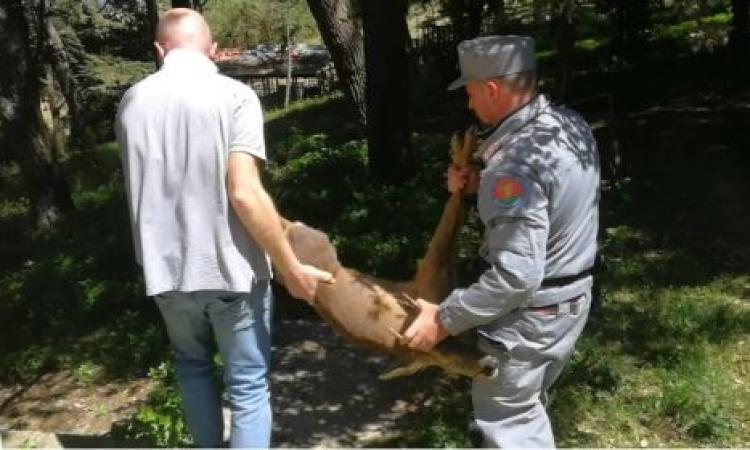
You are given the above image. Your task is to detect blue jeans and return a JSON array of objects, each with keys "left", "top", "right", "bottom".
[{"left": 155, "top": 280, "right": 273, "bottom": 448}]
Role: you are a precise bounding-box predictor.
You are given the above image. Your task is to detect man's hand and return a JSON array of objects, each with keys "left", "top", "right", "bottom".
[
  {"left": 399, "top": 299, "right": 449, "bottom": 352},
  {"left": 445, "top": 163, "right": 479, "bottom": 194},
  {"left": 281, "top": 262, "right": 334, "bottom": 304}
]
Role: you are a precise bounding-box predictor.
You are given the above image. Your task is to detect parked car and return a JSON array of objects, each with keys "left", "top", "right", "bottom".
[
  {"left": 235, "top": 50, "right": 264, "bottom": 66},
  {"left": 255, "top": 43, "right": 280, "bottom": 61}
]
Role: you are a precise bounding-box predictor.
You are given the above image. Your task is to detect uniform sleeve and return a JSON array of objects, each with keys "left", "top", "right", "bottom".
[
  {"left": 229, "top": 86, "right": 267, "bottom": 160},
  {"left": 439, "top": 165, "right": 549, "bottom": 335}
]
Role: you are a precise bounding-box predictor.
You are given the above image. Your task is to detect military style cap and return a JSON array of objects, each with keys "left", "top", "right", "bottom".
[{"left": 447, "top": 35, "right": 536, "bottom": 91}]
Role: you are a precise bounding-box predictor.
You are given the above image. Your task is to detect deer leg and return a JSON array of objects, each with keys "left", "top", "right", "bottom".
[
  {"left": 410, "top": 128, "right": 477, "bottom": 303},
  {"left": 380, "top": 359, "right": 431, "bottom": 380}
]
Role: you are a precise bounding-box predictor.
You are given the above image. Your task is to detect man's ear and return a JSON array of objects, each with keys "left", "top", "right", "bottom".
[
  {"left": 209, "top": 41, "right": 218, "bottom": 60},
  {"left": 485, "top": 79, "right": 503, "bottom": 100},
  {"left": 154, "top": 41, "right": 166, "bottom": 63}
]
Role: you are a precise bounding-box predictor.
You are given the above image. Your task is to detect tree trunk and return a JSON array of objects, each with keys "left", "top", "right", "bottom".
[
  {"left": 533, "top": 0, "right": 545, "bottom": 27},
  {"left": 467, "top": 0, "right": 483, "bottom": 38},
  {"left": 285, "top": 0, "right": 293, "bottom": 109},
  {"left": 731, "top": 0, "right": 750, "bottom": 54},
  {"left": 493, "top": 0, "right": 507, "bottom": 31},
  {"left": 305, "top": 0, "right": 366, "bottom": 127},
  {"left": 0, "top": 0, "right": 74, "bottom": 229},
  {"left": 145, "top": 0, "right": 159, "bottom": 34},
  {"left": 361, "top": 0, "right": 414, "bottom": 182},
  {"left": 41, "top": 0, "right": 90, "bottom": 151},
  {"left": 144, "top": 0, "right": 160, "bottom": 65},
  {"left": 41, "top": 4, "right": 79, "bottom": 138},
  {"left": 444, "top": 0, "right": 466, "bottom": 41},
  {"left": 554, "top": 0, "right": 576, "bottom": 101}
]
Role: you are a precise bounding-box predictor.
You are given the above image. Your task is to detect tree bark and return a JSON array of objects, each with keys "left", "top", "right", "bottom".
[
  {"left": 533, "top": 0, "right": 545, "bottom": 28},
  {"left": 467, "top": 0, "right": 483, "bottom": 38},
  {"left": 554, "top": 0, "right": 576, "bottom": 101},
  {"left": 361, "top": 0, "right": 414, "bottom": 182},
  {"left": 493, "top": 0, "right": 507, "bottom": 32},
  {"left": 41, "top": 3, "right": 79, "bottom": 137},
  {"left": 730, "top": 0, "right": 749, "bottom": 54},
  {"left": 444, "top": 0, "right": 466, "bottom": 40},
  {"left": 0, "top": 0, "right": 74, "bottom": 229},
  {"left": 305, "top": 0, "right": 367, "bottom": 127},
  {"left": 145, "top": 0, "right": 160, "bottom": 64},
  {"left": 145, "top": 0, "right": 159, "bottom": 38}
]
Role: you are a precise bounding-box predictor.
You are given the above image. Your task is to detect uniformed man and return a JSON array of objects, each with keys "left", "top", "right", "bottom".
[{"left": 401, "top": 35, "right": 600, "bottom": 448}]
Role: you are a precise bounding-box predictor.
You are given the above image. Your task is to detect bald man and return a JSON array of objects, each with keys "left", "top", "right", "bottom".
[{"left": 116, "top": 8, "right": 332, "bottom": 448}]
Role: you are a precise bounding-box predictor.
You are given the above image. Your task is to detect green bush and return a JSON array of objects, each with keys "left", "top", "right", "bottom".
[
  {"left": 111, "top": 363, "right": 192, "bottom": 448},
  {"left": 395, "top": 376, "right": 476, "bottom": 448},
  {"left": 266, "top": 130, "right": 462, "bottom": 279}
]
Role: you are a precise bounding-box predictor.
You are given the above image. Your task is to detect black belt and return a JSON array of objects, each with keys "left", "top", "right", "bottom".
[
  {"left": 540, "top": 268, "right": 593, "bottom": 288},
  {"left": 526, "top": 295, "right": 581, "bottom": 314}
]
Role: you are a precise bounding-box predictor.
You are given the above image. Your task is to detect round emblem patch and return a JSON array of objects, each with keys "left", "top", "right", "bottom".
[{"left": 493, "top": 175, "right": 524, "bottom": 207}]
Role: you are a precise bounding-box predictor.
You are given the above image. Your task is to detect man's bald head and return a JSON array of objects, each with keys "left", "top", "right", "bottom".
[{"left": 155, "top": 8, "right": 215, "bottom": 58}]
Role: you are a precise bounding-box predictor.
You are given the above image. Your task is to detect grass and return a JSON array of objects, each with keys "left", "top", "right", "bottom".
[
  {"left": 383, "top": 224, "right": 750, "bottom": 446},
  {"left": 551, "top": 253, "right": 750, "bottom": 446}
]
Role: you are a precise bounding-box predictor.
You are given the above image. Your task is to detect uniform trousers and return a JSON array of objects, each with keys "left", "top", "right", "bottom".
[{"left": 472, "top": 290, "right": 591, "bottom": 448}]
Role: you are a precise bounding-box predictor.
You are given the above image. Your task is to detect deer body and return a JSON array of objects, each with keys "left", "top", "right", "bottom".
[{"left": 280, "top": 129, "right": 493, "bottom": 379}]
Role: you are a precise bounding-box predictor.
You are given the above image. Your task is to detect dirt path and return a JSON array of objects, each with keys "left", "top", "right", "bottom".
[
  {"left": 0, "top": 316, "right": 424, "bottom": 448},
  {"left": 271, "top": 318, "right": 423, "bottom": 447}
]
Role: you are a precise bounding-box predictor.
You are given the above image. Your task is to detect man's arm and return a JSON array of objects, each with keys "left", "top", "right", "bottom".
[
  {"left": 438, "top": 167, "right": 550, "bottom": 336},
  {"left": 401, "top": 166, "right": 549, "bottom": 351},
  {"left": 227, "top": 152, "right": 333, "bottom": 302}
]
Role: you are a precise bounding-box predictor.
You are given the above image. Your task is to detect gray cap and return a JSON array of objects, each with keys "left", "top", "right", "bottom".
[{"left": 447, "top": 35, "right": 536, "bottom": 91}]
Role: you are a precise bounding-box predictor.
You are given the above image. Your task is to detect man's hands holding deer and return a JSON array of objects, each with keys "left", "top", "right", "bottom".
[
  {"left": 445, "top": 163, "right": 480, "bottom": 194},
  {"left": 280, "top": 261, "right": 334, "bottom": 305},
  {"left": 399, "top": 298, "right": 450, "bottom": 352}
]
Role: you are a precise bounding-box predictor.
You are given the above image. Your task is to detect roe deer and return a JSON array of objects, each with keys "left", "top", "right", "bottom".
[{"left": 279, "top": 128, "right": 497, "bottom": 379}]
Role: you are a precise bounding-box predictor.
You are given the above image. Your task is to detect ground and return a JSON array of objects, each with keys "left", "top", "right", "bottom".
[{"left": 0, "top": 314, "right": 427, "bottom": 448}]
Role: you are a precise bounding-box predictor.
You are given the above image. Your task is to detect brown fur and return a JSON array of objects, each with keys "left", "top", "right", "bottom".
[{"left": 278, "top": 129, "right": 494, "bottom": 379}]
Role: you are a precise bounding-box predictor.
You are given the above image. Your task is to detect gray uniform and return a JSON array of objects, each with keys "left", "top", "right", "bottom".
[{"left": 439, "top": 94, "right": 599, "bottom": 448}]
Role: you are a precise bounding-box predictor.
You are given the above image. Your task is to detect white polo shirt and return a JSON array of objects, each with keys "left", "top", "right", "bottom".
[{"left": 116, "top": 48, "right": 271, "bottom": 296}]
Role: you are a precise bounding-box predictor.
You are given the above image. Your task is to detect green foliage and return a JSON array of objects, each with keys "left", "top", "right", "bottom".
[
  {"left": 111, "top": 362, "right": 192, "bottom": 448},
  {"left": 55, "top": 0, "right": 153, "bottom": 60},
  {"left": 73, "top": 361, "right": 99, "bottom": 386},
  {"left": 205, "top": 0, "right": 319, "bottom": 48},
  {"left": 257, "top": 85, "right": 750, "bottom": 445},
  {"left": 87, "top": 54, "right": 152, "bottom": 89},
  {"left": 1, "top": 6, "right": 748, "bottom": 444},
  {"left": 658, "top": 347, "right": 735, "bottom": 442},
  {"left": 392, "top": 377, "right": 476, "bottom": 448},
  {"left": 265, "top": 128, "right": 459, "bottom": 279},
  {"left": 82, "top": 55, "right": 152, "bottom": 143},
  {"left": 559, "top": 341, "right": 622, "bottom": 394},
  {"left": 0, "top": 142, "right": 168, "bottom": 384}
]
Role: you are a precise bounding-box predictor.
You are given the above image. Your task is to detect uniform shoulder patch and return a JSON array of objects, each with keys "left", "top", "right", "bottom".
[{"left": 492, "top": 174, "right": 525, "bottom": 207}]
